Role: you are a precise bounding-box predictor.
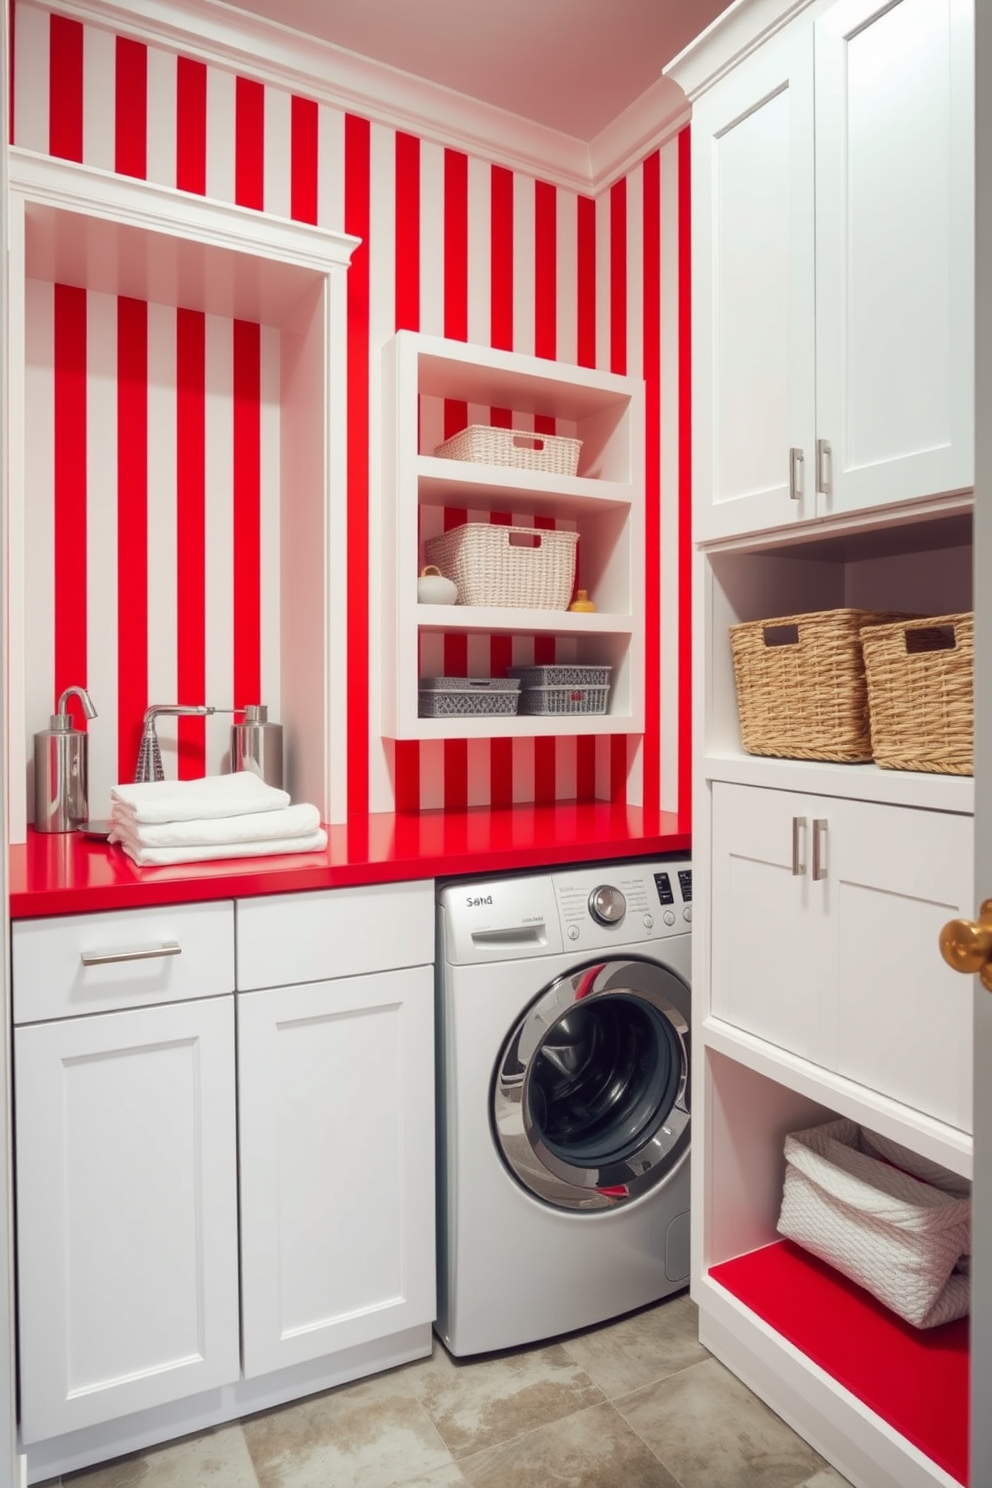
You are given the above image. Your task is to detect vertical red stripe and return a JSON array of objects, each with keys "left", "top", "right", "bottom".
[
  {"left": 611, "top": 735, "right": 629, "bottom": 801},
  {"left": 54, "top": 285, "right": 88, "bottom": 720},
  {"left": 678, "top": 126, "right": 693, "bottom": 827},
  {"left": 235, "top": 76, "right": 265, "bottom": 210},
  {"left": 117, "top": 297, "right": 148, "bottom": 782},
  {"left": 345, "top": 114, "right": 371, "bottom": 817},
  {"left": 576, "top": 193, "right": 597, "bottom": 796},
  {"left": 176, "top": 57, "right": 207, "bottom": 196},
  {"left": 491, "top": 166, "right": 514, "bottom": 353},
  {"left": 443, "top": 149, "right": 470, "bottom": 811},
  {"left": 176, "top": 309, "right": 206, "bottom": 776},
  {"left": 642, "top": 151, "right": 662, "bottom": 818},
  {"left": 610, "top": 177, "right": 628, "bottom": 377},
  {"left": 290, "top": 95, "right": 318, "bottom": 224},
  {"left": 233, "top": 320, "right": 261, "bottom": 710},
  {"left": 49, "top": 15, "right": 83, "bottom": 162},
  {"left": 394, "top": 131, "right": 421, "bottom": 812},
  {"left": 534, "top": 180, "right": 557, "bottom": 363},
  {"left": 115, "top": 37, "right": 147, "bottom": 179}
]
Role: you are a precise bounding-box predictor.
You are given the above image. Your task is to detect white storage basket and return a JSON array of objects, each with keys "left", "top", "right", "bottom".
[
  {"left": 777, "top": 1118, "right": 971, "bottom": 1328},
  {"left": 434, "top": 424, "right": 581, "bottom": 477},
  {"left": 425, "top": 524, "right": 578, "bottom": 610}
]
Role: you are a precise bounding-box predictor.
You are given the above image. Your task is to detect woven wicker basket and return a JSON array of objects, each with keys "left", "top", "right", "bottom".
[
  {"left": 434, "top": 425, "right": 581, "bottom": 477},
  {"left": 860, "top": 613, "right": 973, "bottom": 775},
  {"left": 729, "top": 607, "right": 913, "bottom": 763},
  {"left": 425, "top": 523, "right": 578, "bottom": 610}
]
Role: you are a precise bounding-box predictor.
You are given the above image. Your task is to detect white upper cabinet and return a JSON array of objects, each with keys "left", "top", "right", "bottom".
[
  {"left": 681, "top": 0, "right": 974, "bottom": 544},
  {"left": 691, "top": 21, "right": 817, "bottom": 541}
]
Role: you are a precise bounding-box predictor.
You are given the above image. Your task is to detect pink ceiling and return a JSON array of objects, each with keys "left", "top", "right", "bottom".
[{"left": 225, "top": 0, "right": 733, "bottom": 140}]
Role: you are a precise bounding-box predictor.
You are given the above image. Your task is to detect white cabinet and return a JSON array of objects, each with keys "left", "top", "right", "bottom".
[
  {"left": 238, "top": 966, "right": 435, "bottom": 1377},
  {"left": 234, "top": 883, "right": 435, "bottom": 1380},
  {"left": 685, "top": 0, "right": 973, "bottom": 544},
  {"left": 13, "top": 910, "right": 240, "bottom": 1444},
  {"left": 380, "top": 331, "right": 645, "bottom": 738},
  {"left": 711, "top": 781, "right": 973, "bottom": 1131}
]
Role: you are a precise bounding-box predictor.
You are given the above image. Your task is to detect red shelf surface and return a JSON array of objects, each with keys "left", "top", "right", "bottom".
[
  {"left": 8, "top": 803, "right": 690, "bottom": 918},
  {"left": 710, "top": 1240, "right": 968, "bottom": 1485}
]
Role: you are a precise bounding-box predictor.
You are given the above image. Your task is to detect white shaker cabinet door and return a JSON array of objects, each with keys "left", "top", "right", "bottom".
[
  {"left": 15, "top": 995, "right": 240, "bottom": 1444},
  {"left": 814, "top": 0, "right": 974, "bottom": 515},
  {"left": 238, "top": 965, "right": 435, "bottom": 1379},
  {"left": 691, "top": 20, "right": 816, "bottom": 543}
]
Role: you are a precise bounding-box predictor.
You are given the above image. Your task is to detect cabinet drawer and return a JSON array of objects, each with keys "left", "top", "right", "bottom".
[
  {"left": 235, "top": 880, "right": 434, "bottom": 990},
  {"left": 12, "top": 901, "right": 235, "bottom": 1024}
]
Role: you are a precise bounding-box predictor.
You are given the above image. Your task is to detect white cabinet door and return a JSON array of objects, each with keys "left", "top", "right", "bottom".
[
  {"left": 691, "top": 20, "right": 817, "bottom": 543},
  {"left": 711, "top": 782, "right": 973, "bottom": 1127},
  {"left": 15, "top": 996, "right": 240, "bottom": 1443},
  {"left": 814, "top": 0, "right": 974, "bottom": 516},
  {"left": 238, "top": 965, "right": 435, "bottom": 1378}
]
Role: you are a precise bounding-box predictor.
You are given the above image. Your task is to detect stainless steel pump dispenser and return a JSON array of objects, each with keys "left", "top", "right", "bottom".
[
  {"left": 34, "top": 686, "right": 97, "bottom": 832},
  {"left": 231, "top": 705, "right": 283, "bottom": 790}
]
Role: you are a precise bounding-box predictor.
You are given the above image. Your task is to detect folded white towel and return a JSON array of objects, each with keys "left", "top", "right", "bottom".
[
  {"left": 113, "top": 829, "right": 328, "bottom": 868},
  {"left": 108, "top": 803, "right": 321, "bottom": 851},
  {"left": 110, "top": 772, "right": 290, "bottom": 825}
]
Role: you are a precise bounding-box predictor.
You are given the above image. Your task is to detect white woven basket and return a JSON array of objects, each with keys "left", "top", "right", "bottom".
[
  {"left": 777, "top": 1118, "right": 971, "bottom": 1328},
  {"left": 425, "top": 523, "right": 578, "bottom": 610},
  {"left": 434, "top": 425, "right": 581, "bottom": 477}
]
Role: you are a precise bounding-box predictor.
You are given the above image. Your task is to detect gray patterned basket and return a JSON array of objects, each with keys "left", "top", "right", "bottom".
[
  {"left": 508, "top": 664, "right": 612, "bottom": 689},
  {"left": 418, "top": 677, "right": 520, "bottom": 718}
]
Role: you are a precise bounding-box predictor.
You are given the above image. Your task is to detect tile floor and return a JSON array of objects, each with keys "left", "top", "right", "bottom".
[{"left": 47, "top": 1294, "right": 855, "bottom": 1488}]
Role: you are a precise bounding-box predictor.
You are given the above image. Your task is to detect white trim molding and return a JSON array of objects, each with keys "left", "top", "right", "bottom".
[
  {"left": 37, "top": 0, "right": 690, "bottom": 194},
  {"left": 664, "top": 0, "right": 819, "bottom": 102}
]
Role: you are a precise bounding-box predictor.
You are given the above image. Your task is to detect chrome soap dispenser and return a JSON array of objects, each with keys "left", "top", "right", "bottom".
[{"left": 34, "top": 686, "right": 97, "bottom": 832}]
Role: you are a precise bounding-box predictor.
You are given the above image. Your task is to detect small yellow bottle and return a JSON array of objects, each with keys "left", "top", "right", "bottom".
[{"left": 569, "top": 589, "right": 596, "bottom": 613}]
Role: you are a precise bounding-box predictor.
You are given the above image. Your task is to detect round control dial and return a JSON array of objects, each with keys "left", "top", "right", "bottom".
[{"left": 588, "top": 885, "right": 626, "bottom": 926}]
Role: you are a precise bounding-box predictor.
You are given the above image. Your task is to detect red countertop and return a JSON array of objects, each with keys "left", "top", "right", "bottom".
[{"left": 9, "top": 804, "right": 691, "bottom": 918}]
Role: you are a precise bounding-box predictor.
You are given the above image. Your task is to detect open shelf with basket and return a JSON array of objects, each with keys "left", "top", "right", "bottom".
[{"left": 380, "top": 331, "right": 645, "bottom": 740}]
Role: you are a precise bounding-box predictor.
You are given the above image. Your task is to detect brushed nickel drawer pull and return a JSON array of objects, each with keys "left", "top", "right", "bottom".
[
  {"left": 789, "top": 446, "right": 805, "bottom": 502},
  {"left": 812, "top": 819, "right": 828, "bottom": 882},
  {"left": 791, "top": 816, "right": 807, "bottom": 877},
  {"left": 80, "top": 941, "right": 182, "bottom": 967}
]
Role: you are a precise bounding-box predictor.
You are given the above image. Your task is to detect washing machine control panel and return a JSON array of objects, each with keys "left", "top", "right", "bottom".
[{"left": 552, "top": 859, "right": 692, "bottom": 951}]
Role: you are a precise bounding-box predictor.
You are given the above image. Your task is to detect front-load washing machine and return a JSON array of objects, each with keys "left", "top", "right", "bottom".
[{"left": 435, "top": 857, "right": 691, "bottom": 1356}]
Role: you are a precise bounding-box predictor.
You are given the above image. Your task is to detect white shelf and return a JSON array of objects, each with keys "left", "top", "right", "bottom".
[
  {"left": 381, "top": 330, "right": 646, "bottom": 742},
  {"left": 702, "top": 1016, "right": 973, "bottom": 1179},
  {"left": 702, "top": 752, "right": 975, "bottom": 814}
]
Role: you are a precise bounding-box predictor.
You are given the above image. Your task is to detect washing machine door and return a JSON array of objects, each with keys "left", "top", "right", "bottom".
[{"left": 492, "top": 957, "right": 690, "bottom": 1211}]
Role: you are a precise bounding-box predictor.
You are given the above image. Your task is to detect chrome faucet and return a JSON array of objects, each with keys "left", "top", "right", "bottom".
[{"left": 134, "top": 704, "right": 231, "bottom": 783}]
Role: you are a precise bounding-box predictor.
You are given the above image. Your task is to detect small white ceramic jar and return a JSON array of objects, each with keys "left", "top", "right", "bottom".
[{"left": 417, "top": 564, "right": 458, "bottom": 604}]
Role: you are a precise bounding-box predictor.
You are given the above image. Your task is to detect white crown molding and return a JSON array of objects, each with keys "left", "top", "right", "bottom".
[
  {"left": 663, "top": 0, "right": 818, "bottom": 101},
  {"left": 588, "top": 76, "right": 691, "bottom": 190},
  {"left": 38, "top": 0, "right": 609, "bottom": 193}
]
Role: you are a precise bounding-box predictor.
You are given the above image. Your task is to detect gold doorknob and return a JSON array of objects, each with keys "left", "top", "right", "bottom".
[{"left": 939, "top": 899, "right": 992, "bottom": 991}]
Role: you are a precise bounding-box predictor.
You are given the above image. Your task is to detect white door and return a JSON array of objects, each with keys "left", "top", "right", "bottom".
[
  {"left": 691, "top": 18, "right": 816, "bottom": 543},
  {"left": 15, "top": 996, "right": 240, "bottom": 1443},
  {"left": 967, "top": 4, "right": 991, "bottom": 1476},
  {"left": 238, "top": 965, "right": 435, "bottom": 1379},
  {"left": 814, "top": 0, "right": 974, "bottom": 517}
]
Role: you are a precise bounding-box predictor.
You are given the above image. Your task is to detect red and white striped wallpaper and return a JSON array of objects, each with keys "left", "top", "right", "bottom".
[{"left": 12, "top": 0, "right": 691, "bottom": 826}]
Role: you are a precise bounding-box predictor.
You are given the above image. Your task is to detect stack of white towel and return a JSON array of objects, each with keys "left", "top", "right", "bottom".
[{"left": 107, "top": 772, "right": 327, "bottom": 867}]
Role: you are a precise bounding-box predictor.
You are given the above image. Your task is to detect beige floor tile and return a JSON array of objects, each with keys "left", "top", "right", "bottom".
[
  {"left": 242, "top": 1370, "right": 452, "bottom": 1488},
  {"left": 616, "top": 1356, "right": 828, "bottom": 1488},
  {"left": 559, "top": 1292, "right": 709, "bottom": 1399},
  {"left": 458, "top": 1401, "right": 682, "bottom": 1488},
  {"left": 404, "top": 1338, "right": 604, "bottom": 1459},
  {"left": 396, "top": 1466, "right": 469, "bottom": 1487},
  {"left": 798, "top": 1471, "right": 855, "bottom": 1488},
  {"left": 61, "top": 1423, "right": 259, "bottom": 1488}
]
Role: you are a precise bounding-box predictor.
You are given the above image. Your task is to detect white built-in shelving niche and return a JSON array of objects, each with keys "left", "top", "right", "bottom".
[
  {"left": 5, "top": 148, "right": 358, "bottom": 841},
  {"left": 380, "top": 330, "right": 646, "bottom": 739}
]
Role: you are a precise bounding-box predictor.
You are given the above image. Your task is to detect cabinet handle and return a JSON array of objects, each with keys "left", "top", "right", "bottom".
[
  {"left": 816, "top": 438, "right": 833, "bottom": 497},
  {"left": 812, "top": 819, "right": 828, "bottom": 882},
  {"left": 789, "top": 447, "right": 804, "bottom": 501},
  {"left": 80, "top": 941, "right": 182, "bottom": 967},
  {"left": 791, "top": 816, "right": 807, "bottom": 876}
]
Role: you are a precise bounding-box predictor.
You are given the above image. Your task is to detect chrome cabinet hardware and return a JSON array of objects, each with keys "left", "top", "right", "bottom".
[
  {"left": 812, "top": 819, "right": 828, "bottom": 881},
  {"left": 789, "top": 446, "right": 805, "bottom": 501},
  {"left": 816, "top": 438, "right": 833, "bottom": 497},
  {"left": 80, "top": 941, "right": 182, "bottom": 967},
  {"left": 791, "top": 816, "right": 807, "bottom": 876}
]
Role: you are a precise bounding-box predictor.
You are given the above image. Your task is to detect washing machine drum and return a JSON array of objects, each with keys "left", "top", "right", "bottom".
[{"left": 492, "top": 957, "right": 690, "bottom": 1211}]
